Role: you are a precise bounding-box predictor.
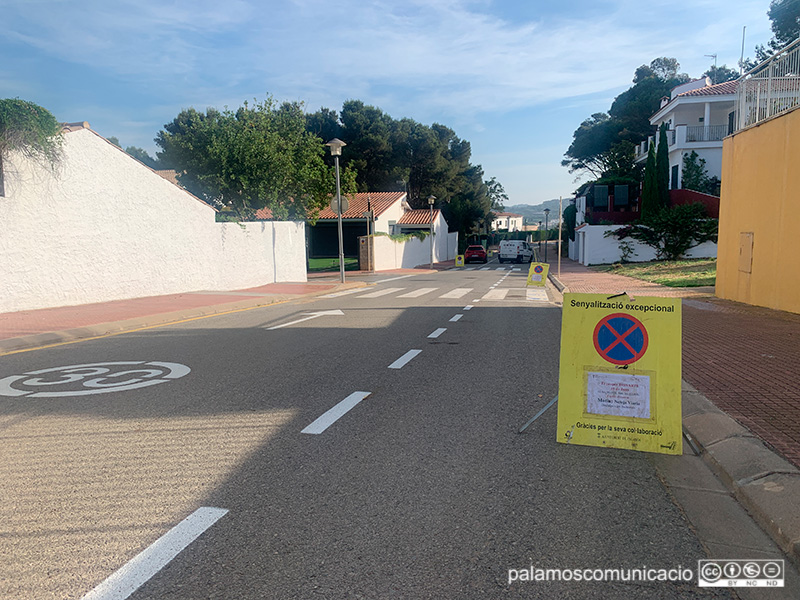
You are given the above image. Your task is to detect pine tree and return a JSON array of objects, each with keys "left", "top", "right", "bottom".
[{"left": 640, "top": 142, "right": 659, "bottom": 220}]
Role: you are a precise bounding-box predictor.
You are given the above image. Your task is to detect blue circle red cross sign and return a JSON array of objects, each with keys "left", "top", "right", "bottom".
[
  {"left": 593, "top": 313, "right": 649, "bottom": 365},
  {"left": 534, "top": 265, "right": 544, "bottom": 274}
]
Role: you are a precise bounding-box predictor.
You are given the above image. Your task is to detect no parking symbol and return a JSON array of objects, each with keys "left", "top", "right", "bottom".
[{"left": 593, "top": 313, "right": 649, "bottom": 365}]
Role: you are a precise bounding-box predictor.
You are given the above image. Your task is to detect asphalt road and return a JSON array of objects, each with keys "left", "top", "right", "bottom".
[{"left": 0, "top": 262, "right": 737, "bottom": 599}]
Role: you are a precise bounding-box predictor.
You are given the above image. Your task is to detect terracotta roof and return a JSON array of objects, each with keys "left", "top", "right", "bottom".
[
  {"left": 316, "top": 191, "right": 406, "bottom": 220},
  {"left": 253, "top": 191, "right": 406, "bottom": 221},
  {"left": 397, "top": 209, "right": 439, "bottom": 226},
  {"left": 677, "top": 80, "right": 738, "bottom": 98}
]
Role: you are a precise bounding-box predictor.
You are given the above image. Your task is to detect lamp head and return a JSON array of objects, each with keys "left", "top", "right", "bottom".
[{"left": 325, "top": 138, "right": 346, "bottom": 156}]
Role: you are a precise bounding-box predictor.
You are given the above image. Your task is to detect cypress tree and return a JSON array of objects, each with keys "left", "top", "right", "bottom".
[
  {"left": 656, "top": 123, "right": 671, "bottom": 209},
  {"left": 640, "top": 142, "right": 658, "bottom": 221}
]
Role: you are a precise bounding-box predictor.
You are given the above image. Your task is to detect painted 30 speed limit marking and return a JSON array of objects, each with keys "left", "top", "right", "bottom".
[{"left": 0, "top": 361, "right": 191, "bottom": 398}]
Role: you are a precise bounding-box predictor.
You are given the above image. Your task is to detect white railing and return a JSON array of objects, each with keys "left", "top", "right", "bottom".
[
  {"left": 735, "top": 37, "right": 800, "bottom": 131},
  {"left": 686, "top": 125, "right": 729, "bottom": 142}
]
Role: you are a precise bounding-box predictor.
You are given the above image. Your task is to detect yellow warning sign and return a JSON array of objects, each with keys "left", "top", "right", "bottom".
[
  {"left": 526, "top": 262, "right": 549, "bottom": 287},
  {"left": 455, "top": 255, "right": 465, "bottom": 267},
  {"left": 556, "top": 293, "right": 682, "bottom": 455}
]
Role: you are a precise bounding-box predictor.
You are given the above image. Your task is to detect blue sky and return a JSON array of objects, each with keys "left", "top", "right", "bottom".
[{"left": 1, "top": 0, "right": 773, "bottom": 205}]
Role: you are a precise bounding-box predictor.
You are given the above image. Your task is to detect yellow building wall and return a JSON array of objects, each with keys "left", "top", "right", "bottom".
[{"left": 716, "top": 107, "right": 800, "bottom": 314}]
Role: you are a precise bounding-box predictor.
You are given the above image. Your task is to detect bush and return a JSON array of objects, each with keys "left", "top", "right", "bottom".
[{"left": 606, "top": 203, "right": 717, "bottom": 261}]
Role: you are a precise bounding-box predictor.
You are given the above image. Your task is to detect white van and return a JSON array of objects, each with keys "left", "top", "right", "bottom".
[{"left": 498, "top": 240, "right": 534, "bottom": 264}]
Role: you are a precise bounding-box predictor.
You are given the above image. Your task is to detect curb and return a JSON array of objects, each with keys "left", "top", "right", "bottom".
[
  {"left": 0, "top": 282, "right": 367, "bottom": 355},
  {"left": 682, "top": 380, "right": 800, "bottom": 570},
  {"left": 548, "top": 272, "right": 568, "bottom": 293}
]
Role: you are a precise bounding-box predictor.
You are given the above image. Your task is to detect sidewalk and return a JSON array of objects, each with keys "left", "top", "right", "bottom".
[
  {"left": 551, "top": 257, "right": 800, "bottom": 568},
  {"left": 0, "top": 280, "right": 367, "bottom": 354}
]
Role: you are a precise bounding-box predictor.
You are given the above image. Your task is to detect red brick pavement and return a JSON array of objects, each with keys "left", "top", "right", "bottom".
[
  {"left": 0, "top": 282, "right": 338, "bottom": 341},
  {"left": 554, "top": 258, "right": 800, "bottom": 469}
]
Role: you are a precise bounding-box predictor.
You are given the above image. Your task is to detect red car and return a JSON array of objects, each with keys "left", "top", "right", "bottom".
[{"left": 464, "top": 245, "right": 488, "bottom": 263}]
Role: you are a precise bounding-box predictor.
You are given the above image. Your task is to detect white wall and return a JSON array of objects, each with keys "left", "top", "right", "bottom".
[
  {"left": 375, "top": 199, "right": 405, "bottom": 234},
  {"left": 0, "top": 127, "right": 306, "bottom": 313},
  {"left": 371, "top": 226, "right": 458, "bottom": 270},
  {"left": 570, "top": 225, "right": 716, "bottom": 266}
]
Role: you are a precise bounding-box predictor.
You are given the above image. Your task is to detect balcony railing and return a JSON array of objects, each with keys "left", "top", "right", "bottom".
[
  {"left": 735, "top": 37, "right": 800, "bottom": 131},
  {"left": 685, "top": 124, "right": 729, "bottom": 142}
]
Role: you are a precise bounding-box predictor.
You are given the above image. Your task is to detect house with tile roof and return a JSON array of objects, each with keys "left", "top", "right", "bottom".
[
  {"left": 256, "top": 191, "right": 452, "bottom": 260},
  {"left": 634, "top": 77, "right": 737, "bottom": 191},
  {"left": 490, "top": 212, "right": 523, "bottom": 231}
]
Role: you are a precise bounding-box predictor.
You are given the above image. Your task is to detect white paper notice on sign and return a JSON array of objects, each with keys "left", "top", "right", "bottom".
[
  {"left": 530, "top": 274, "right": 542, "bottom": 282},
  {"left": 587, "top": 372, "right": 651, "bottom": 419}
]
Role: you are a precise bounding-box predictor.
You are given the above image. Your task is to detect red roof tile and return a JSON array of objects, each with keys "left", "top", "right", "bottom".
[
  {"left": 255, "top": 192, "right": 406, "bottom": 221},
  {"left": 316, "top": 191, "right": 406, "bottom": 220},
  {"left": 397, "top": 209, "right": 439, "bottom": 225},
  {"left": 677, "top": 80, "right": 738, "bottom": 98}
]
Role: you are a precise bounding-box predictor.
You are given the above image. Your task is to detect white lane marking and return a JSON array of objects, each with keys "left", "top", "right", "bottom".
[
  {"left": 357, "top": 287, "right": 405, "bottom": 298},
  {"left": 526, "top": 288, "right": 549, "bottom": 301},
  {"left": 449, "top": 314, "right": 463, "bottom": 322},
  {"left": 428, "top": 328, "right": 447, "bottom": 339},
  {"left": 267, "top": 309, "right": 344, "bottom": 330},
  {"left": 513, "top": 268, "right": 522, "bottom": 272},
  {"left": 81, "top": 507, "right": 228, "bottom": 600},
  {"left": 439, "top": 288, "right": 472, "bottom": 299},
  {"left": 464, "top": 305, "right": 473, "bottom": 311},
  {"left": 301, "top": 391, "right": 372, "bottom": 434},
  {"left": 482, "top": 289, "right": 509, "bottom": 300},
  {"left": 398, "top": 287, "right": 438, "bottom": 298},
  {"left": 320, "top": 288, "right": 363, "bottom": 298},
  {"left": 389, "top": 349, "right": 422, "bottom": 369},
  {"left": 465, "top": 267, "right": 476, "bottom": 271},
  {"left": 495, "top": 267, "right": 507, "bottom": 271},
  {"left": 479, "top": 267, "right": 490, "bottom": 271}
]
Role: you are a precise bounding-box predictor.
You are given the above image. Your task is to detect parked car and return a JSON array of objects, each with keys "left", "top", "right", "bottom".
[
  {"left": 498, "top": 240, "right": 534, "bottom": 263},
  {"left": 464, "top": 245, "right": 488, "bottom": 263}
]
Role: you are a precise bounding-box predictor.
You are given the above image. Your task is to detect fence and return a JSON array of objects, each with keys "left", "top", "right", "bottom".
[{"left": 735, "top": 37, "right": 800, "bottom": 131}]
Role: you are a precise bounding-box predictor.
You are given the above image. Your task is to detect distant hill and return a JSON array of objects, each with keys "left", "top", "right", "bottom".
[{"left": 504, "top": 199, "right": 565, "bottom": 224}]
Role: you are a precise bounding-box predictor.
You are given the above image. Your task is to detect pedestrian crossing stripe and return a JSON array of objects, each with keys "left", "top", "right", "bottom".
[
  {"left": 481, "top": 289, "right": 509, "bottom": 300},
  {"left": 398, "top": 288, "right": 439, "bottom": 298},
  {"left": 356, "top": 287, "right": 406, "bottom": 298},
  {"left": 439, "top": 288, "right": 472, "bottom": 299}
]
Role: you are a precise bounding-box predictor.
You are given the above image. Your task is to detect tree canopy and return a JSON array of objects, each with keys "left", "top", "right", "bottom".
[
  {"left": 156, "top": 97, "right": 354, "bottom": 220},
  {"left": 305, "top": 101, "right": 500, "bottom": 244},
  {"left": 752, "top": 0, "right": 800, "bottom": 63},
  {"left": 562, "top": 58, "right": 690, "bottom": 185}
]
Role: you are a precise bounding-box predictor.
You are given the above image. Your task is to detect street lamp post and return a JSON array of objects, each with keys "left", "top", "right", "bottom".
[
  {"left": 543, "top": 208, "right": 550, "bottom": 263},
  {"left": 428, "top": 195, "right": 436, "bottom": 269},
  {"left": 326, "top": 138, "right": 347, "bottom": 283},
  {"left": 538, "top": 221, "right": 542, "bottom": 254}
]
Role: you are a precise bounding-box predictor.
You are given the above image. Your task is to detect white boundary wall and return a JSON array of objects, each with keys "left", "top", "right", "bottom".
[
  {"left": 569, "top": 224, "right": 716, "bottom": 265},
  {"left": 0, "top": 128, "right": 306, "bottom": 313},
  {"left": 372, "top": 231, "right": 458, "bottom": 270}
]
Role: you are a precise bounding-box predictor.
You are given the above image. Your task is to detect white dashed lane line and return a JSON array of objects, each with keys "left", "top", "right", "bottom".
[
  {"left": 301, "top": 391, "right": 372, "bottom": 434},
  {"left": 449, "top": 314, "right": 463, "bottom": 322},
  {"left": 81, "top": 507, "right": 229, "bottom": 600},
  {"left": 428, "top": 328, "right": 447, "bottom": 339},
  {"left": 389, "top": 349, "right": 422, "bottom": 369}
]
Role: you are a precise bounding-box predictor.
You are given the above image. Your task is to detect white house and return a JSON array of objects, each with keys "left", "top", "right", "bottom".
[
  {"left": 491, "top": 212, "right": 523, "bottom": 231},
  {"left": 634, "top": 77, "right": 737, "bottom": 190}
]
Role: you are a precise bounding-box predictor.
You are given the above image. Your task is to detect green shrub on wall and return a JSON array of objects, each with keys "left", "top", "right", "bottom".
[{"left": 0, "top": 98, "right": 63, "bottom": 195}]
